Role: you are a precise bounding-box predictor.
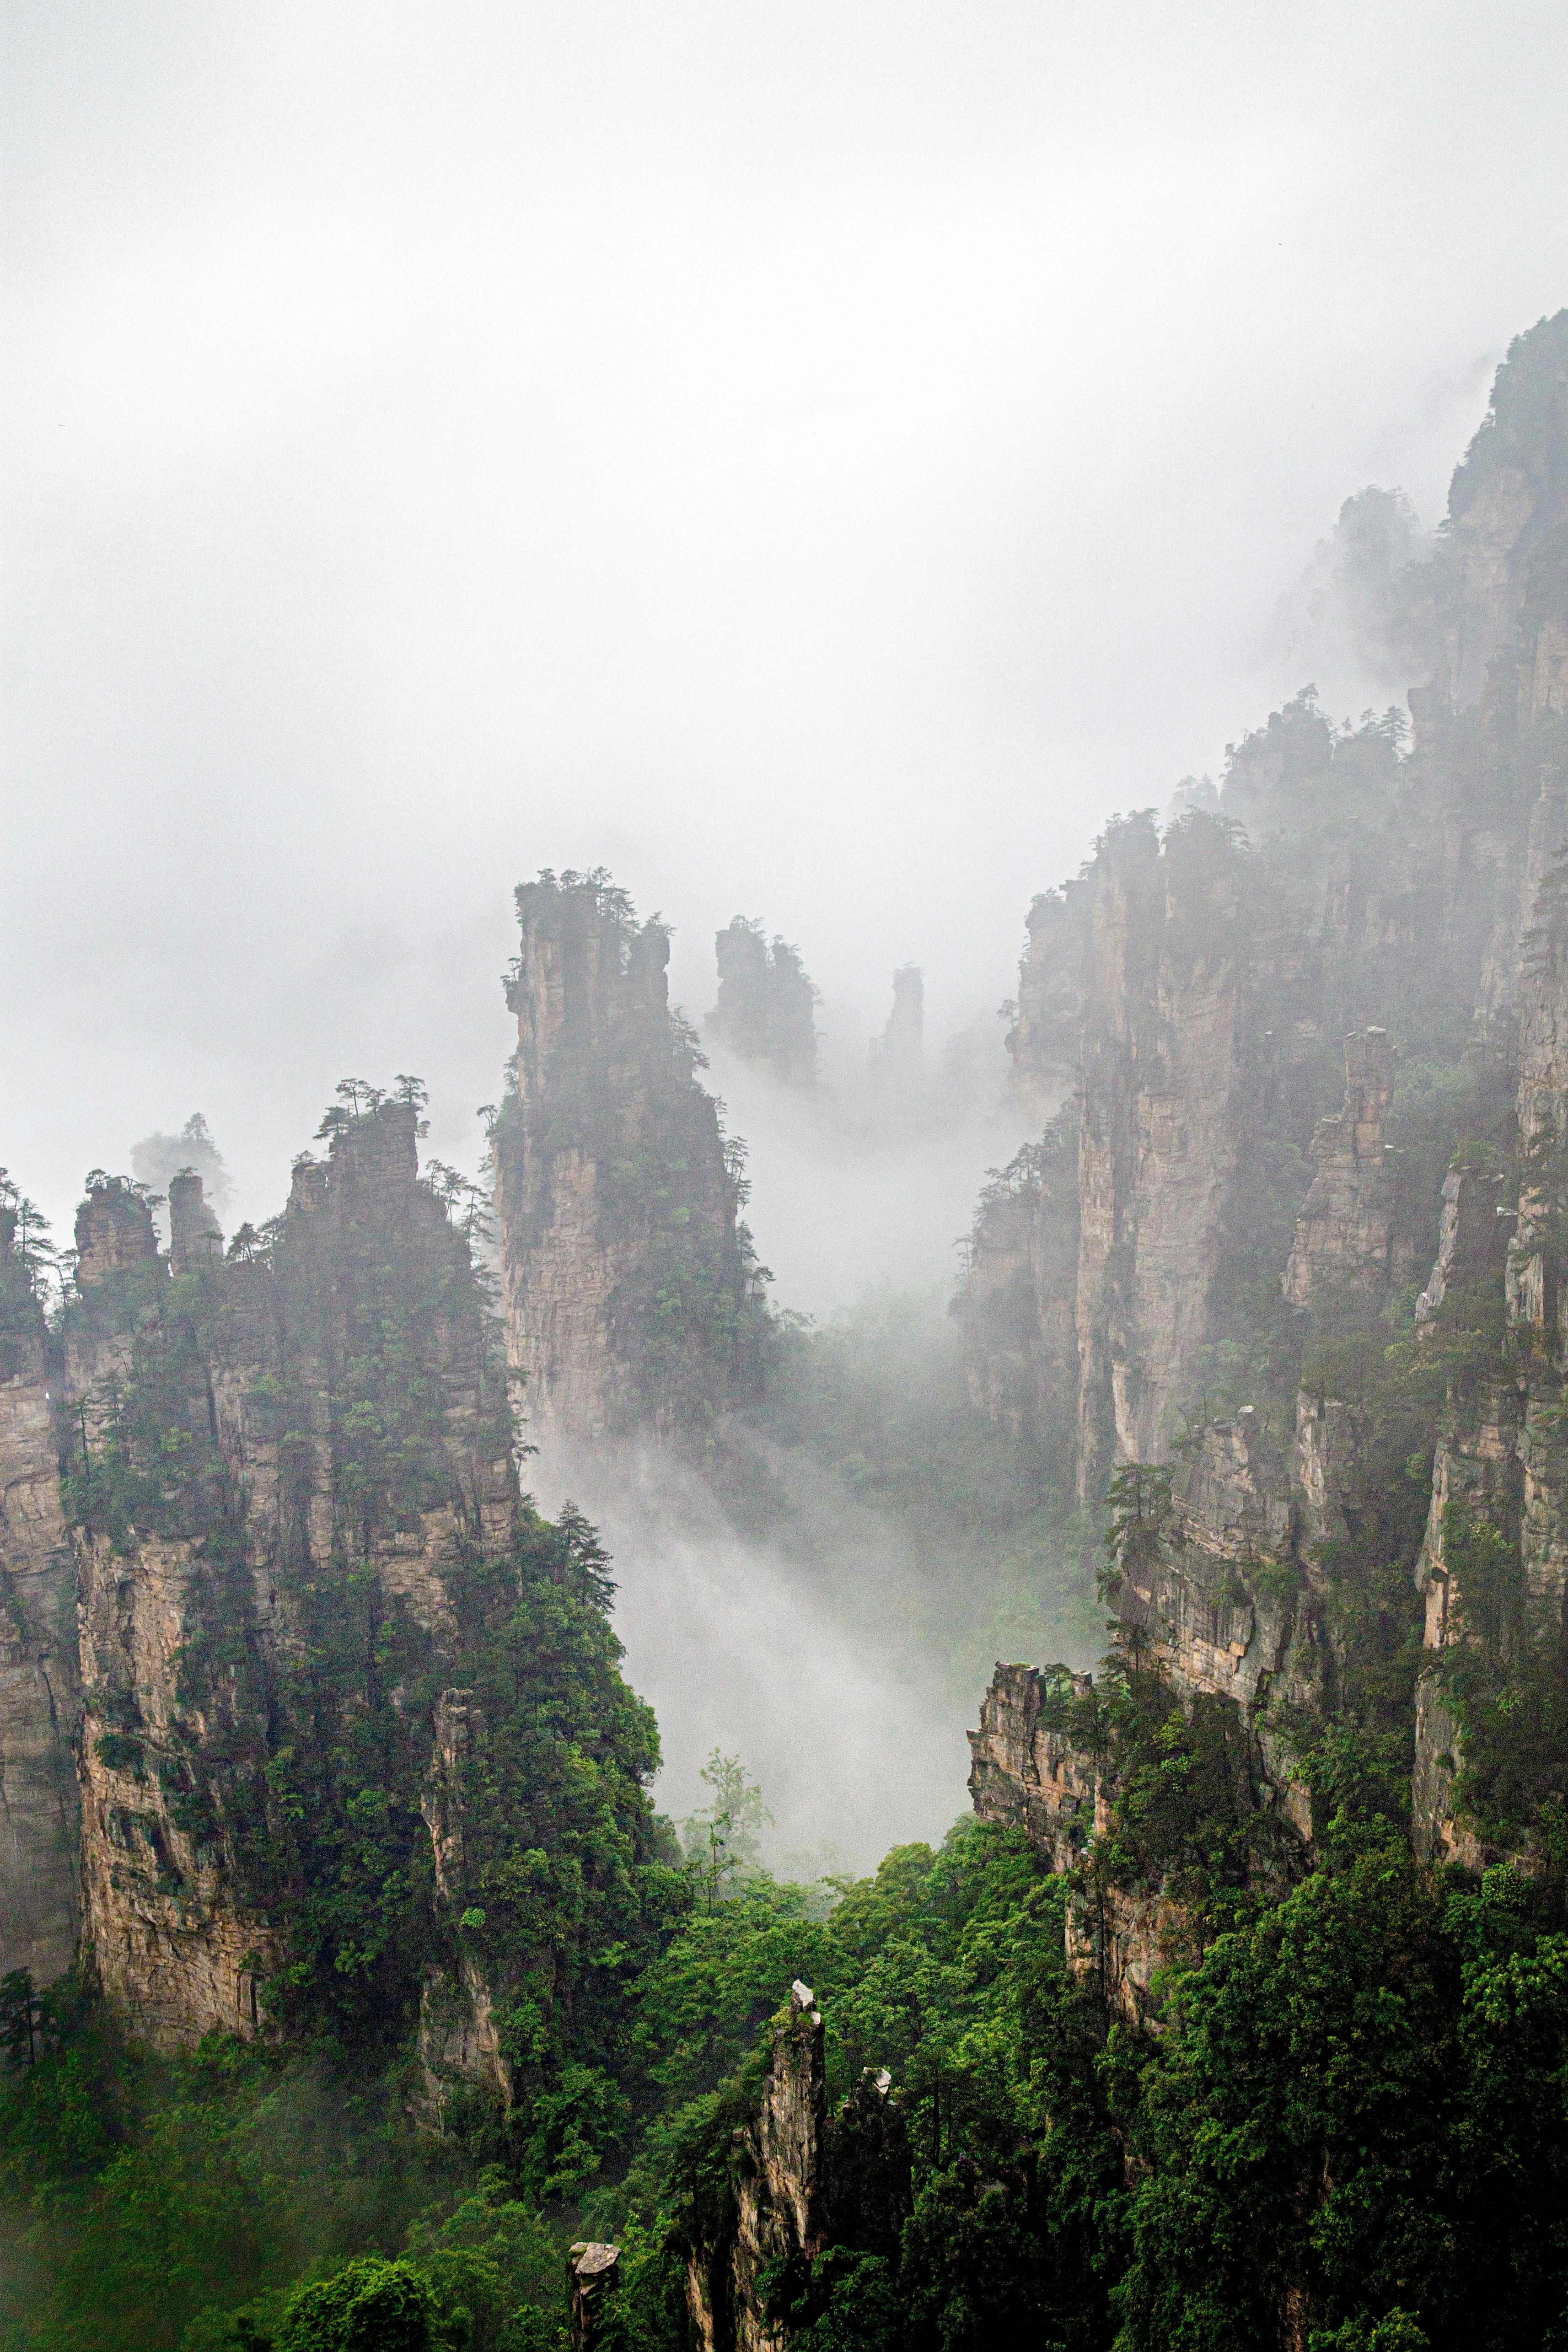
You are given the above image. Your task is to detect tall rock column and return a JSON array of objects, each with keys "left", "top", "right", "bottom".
[
  {"left": 66, "top": 1106, "right": 534, "bottom": 2051},
  {"left": 0, "top": 1204, "right": 80, "bottom": 1987},
  {"left": 1075, "top": 811, "right": 1256, "bottom": 1497},
  {"left": 494, "top": 870, "right": 765, "bottom": 1440},
  {"left": 706, "top": 917, "right": 819, "bottom": 1086}
]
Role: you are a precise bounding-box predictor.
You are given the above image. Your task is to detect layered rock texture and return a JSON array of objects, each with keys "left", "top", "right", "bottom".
[
  {"left": 494, "top": 871, "right": 767, "bottom": 1440},
  {"left": 1281, "top": 1028, "right": 1401, "bottom": 1310},
  {"left": 685, "top": 1981, "right": 910, "bottom": 2352},
  {"left": 965, "top": 310, "right": 1568, "bottom": 1958},
  {"left": 0, "top": 1204, "right": 79, "bottom": 1987},
  {"left": 960, "top": 324, "right": 1568, "bottom": 1522},
  {"left": 0, "top": 1102, "right": 668, "bottom": 2103}
]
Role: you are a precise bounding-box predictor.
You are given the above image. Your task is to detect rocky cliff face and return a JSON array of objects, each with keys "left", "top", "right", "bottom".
[
  {"left": 970, "top": 1398, "right": 1338, "bottom": 2017},
  {"left": 968, "top": 1661, "right": 1103, "bottom": 1873},
  {"left": 0, "top": 1209, "right": 79, "bottom": 1987},
  {"left": 1406, "top": 785, "right": 1568, "bottom": 1866},
  {"left": 950, "top": 1109, "right": 1079, "bottom": 1470},
  {"left": 0, "top": 1097, "right": 665, "bottom": 2088},
  {"left": 963, "top": 805, "right": 1303, "bottom": 1505},
  {"left": 59, "top": 1117, "right": 528, "bottom": 2048},
  {"left": 685, "top": 1981, "right": 909, "bottom": 2352},
  {"left": 960, "top": 317, "right": 1568, "bottom": 1528},
  {"left": 965, "top": 311, "right": 1568, "bottom": 1921},
  {"left": 1005, "top": 878, "right": 1094, "bottom": 1124},
  {"left": 1281, "top": 1029, "right": 1402, "bottom": 1311},
  {"left": 494, "top": 871, "right": 765, "bottom": 1441},
  {"left": 1073, "top": 811, "right": 1267, "bottom": 1496}
]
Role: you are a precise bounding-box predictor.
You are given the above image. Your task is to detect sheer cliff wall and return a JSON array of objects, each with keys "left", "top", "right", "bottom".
[
  {"left": 961, "top": 312, "right": 1568, "bottom": 1514},
  {"left": 0, "top": 1212, "right": 79, "bottom": 1986},
  {"left": 967, "top": 310, "right": 1568, "bottom": 1951},
  {"left": 0, "top": 1101, "right": 663, "bottom": 2095},
  {"left": 59, "top": 1113, "right": 529, "bottom": 2051},
  {"left": 494, "top": 871, "right": 765, "bottom": 1441}
]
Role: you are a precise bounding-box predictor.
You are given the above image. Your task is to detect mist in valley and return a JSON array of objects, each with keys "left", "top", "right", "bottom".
[{"left": 13, "top": 16, "right": 1568, "bottom": 2349}]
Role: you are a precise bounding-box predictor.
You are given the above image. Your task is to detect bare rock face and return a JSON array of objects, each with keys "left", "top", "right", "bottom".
[
  {"left": 167, "top": 1170, "right": 223, "bottom": 1273},
  {"left": 494, "top": 871, "right": 763, "bottom": 1440},
  {"left": 968, "top": 1661, "right": 1103, "bottom": 1871},
  {"left": 76, "top": 1526, "right": 285, "bottom": 2044},
  {"left": 56, "top": 1103, "right": 527, "bottom": 2052},
  {"left": 0, "top": 1213, "right": 80, "bottom": 1987},
  {"left": 1294, "top": 1389, "right": 1368, "bottom": 1552},
  {"left": 1415, "top": 1164, "right": 1513, "bottom": 1323},
  {"left": 75, "top": 1180, "right": 162, "bottom": 1286},
  {"left": 1282, "top": 1030, "right": 1398, "bottom": 1311},
  {"left": 1443, "top": 311, "right": 1568, "bottom": 710},
  {"left": 950, "top": 1111, "right": 1079, "bottom": 1466},
  {"left": 1401, "top": 814, "right": 1568, "bottom": 1866},
  {"left": 870, "top": 966, "right": 924, "bottom": 1094},
  {"left": 1074, "top": 811, "right": 1268, "bottom": 1499},
  {"left": 568, "top": 2243, "right": 621, "bottom": 2351},
  {"left": 1120, "top": 1416, "right": 1298, "bottom": 1713},
  {"left": 1409, "top": 1382, "right": 1526, "bottom": 1867},
  {"left": 685, "top": 1982, "right": 910, "bottom": 2352},
  {"left": 687, "top": 1980, "right": 826, "bottom": 2352}
]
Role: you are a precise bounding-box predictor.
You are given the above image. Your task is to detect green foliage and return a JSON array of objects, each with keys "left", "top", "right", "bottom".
[
  {"left": 0, "top": 2018, "right": 576, "bottom": 2352},
  {"left": 678, "top": 1751, "right": 772, "bottom": 1912},
  {"left": 0, "top": 1171, "right": 56, "bottom": 1378},
  {"left": 53, "top": 1097, "right": 679, "bottom": 2195},
  {"left": 1113, "top": 1852, "right": 1568, "bottom": 2352},
  {"left": 277, "top": 2261, "right": 435, "bottom": 2352},
  {"left": 1101, "top": 1465, "right": 1173, "bottom": 1603},
  {"left": 1432, "top": 1501, "right": 1568, "bottom": 1849},
  {"left": 499, "top": 870, "right": 771, "bottom": 1433},
  {"left": 762, "top": 2246, "right": 902, "bottom": 2351}
]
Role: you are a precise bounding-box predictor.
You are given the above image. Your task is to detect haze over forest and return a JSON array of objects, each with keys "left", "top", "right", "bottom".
[{"left": 9, "top": 13, "right": 1568, "bottom": 2352}]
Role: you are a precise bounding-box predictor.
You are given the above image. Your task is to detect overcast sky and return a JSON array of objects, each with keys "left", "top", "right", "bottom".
[{"left": 5, "top": 1, "right": 1568, "bottom": 1249}]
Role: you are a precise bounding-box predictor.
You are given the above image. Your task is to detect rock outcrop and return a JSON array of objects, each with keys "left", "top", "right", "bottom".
[
  {"left": 0, "top": 1206, "right": 79, "bottom": 1987},
  {"left": 968, "top": 1661, "right": 1103, "bottom": 1872},
  {"left": 167, "top": 1170, "right": 223, "bottom": 1272},
  {"left": 968, "top": 1372, "right": 1411, "bottom": 2012},
  {"left": 0, "top": 1094, "right": 665, "bottom": 2067},
  {"left": 958, "top": 319, "right": 1568, "bottom": 1541},
  {"left": 568, "top": 2243, "right": 621, "bottom": 2351},
  {"left": 61, "top": 1109, "right": 527, "bottom": 2047},
  {"left": 1073, "top": 810, "right": 1264, "bottom": 1496},
  {"left": 866, "top": 966, "right": 925, "bottom": 1115},
  {"left": 494, "top": 871, "right": 766, "bottom": 1440},
  {"left": 685, "top": 1981, "right": 910, "bottom": 2352},
  {"left": 1005, "top": 878, "right": 1094, "bottom": 1124},
  {"left": 951, "top": 1111, "right": 1079, "bottom": 1470}
]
